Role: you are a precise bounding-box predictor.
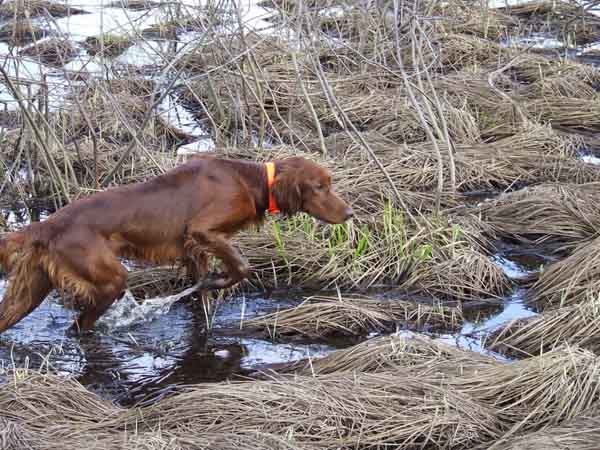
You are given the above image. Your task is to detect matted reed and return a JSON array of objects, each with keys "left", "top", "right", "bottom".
[
  {"left": 278, "top": 331, "right": 501, "bottom": 376},
  {"left": 475, "top": 183, "right": 600, "bottom": 254},
  {"left": 529, "top": 236, "right": 600, "bottom": 310},
  {"left": 242, "top": 294, "right": 463, "bottom": 338},
  {"left": 487, "top": 299, "right": 600, "bottom": 358}
]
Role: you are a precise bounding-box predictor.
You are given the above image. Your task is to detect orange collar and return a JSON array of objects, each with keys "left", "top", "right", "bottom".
[{"left": 265, "top": 162, "right": 280, "bottom": 214}]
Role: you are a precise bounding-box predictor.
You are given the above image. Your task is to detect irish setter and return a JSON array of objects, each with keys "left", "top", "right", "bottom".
[{"left": 0, "top": 156, "right": 353, "bottom": 335}]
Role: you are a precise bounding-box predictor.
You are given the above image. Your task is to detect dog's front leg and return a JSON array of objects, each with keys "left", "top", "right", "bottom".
[
  {"left": 185, "top": 202, "right": 255, "bottom": 291},
  {"left": 184, "top": 225, "right": 250, "bottom": 290},
  {"left": 192, "top": 230, "right": 249, "bottom": 290}
]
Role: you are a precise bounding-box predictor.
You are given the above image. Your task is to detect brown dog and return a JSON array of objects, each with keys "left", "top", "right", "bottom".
[{"left": 0, "top": 156, "right": 353, "bottom": 335}]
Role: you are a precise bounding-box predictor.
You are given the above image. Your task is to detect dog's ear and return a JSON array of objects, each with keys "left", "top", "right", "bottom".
[{"left": 272, "top": 169, "right": 302, "bottom": 215}]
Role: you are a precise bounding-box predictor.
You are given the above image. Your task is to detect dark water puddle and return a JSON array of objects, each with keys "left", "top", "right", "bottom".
[
  {"left": 493, "top": 244, "right": 554, "bottom": 274},
  {"left": 433, "top": 246, "right": 543, "bottom": 360},
  {"left": 0, "top": 285, "right": 335, "bottom": 406},
  {"left": 580, "top": 148, "right": 600, "bottom": 165},
  {"left": 157, "top": 93, "right": 217, "bottom": 155},
  {"left": 437, "top": 289, "right": 535, "bottom": 361},
  {"left": 501, "top": 30, "right": 600, "bottom": 68}
]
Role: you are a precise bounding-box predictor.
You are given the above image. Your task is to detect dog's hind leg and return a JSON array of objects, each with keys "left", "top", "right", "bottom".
[
  {"left": 67, "top": 255, "right": 128, "bottom": 334},
  {"left": 0, "top": 266, "right": 52, "bottom": 333},
  {"left": 52, "top": 230, "right": 128, "bottom": 334}
]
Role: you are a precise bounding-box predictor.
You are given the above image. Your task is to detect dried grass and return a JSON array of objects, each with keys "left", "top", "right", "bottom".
[
  {"left": 122, "top": 204, "right": 495, "bottom": 298},
  {"left": 219, "top": 126, "right": 595, "bottom": 216},
  {"left": 410, "top": 249, "right": 511, "bottom": 301},
  {"left": 174, "top": 33, "right": 291, "bottom": 74},
  {"left": 487, "top": 410, "right": 600, "bottom": 450},
  {"left": 434, "top": 1, "right": 514, "bottom": 39},
  {"left": 487, "top": 300, "right": 600, "bottom": 358},
  {"left": 19, "top": 38, "right": 77, "bottom": 66},
  {"left": 278, "top": 331, "right": 500, "bottom": 376},
  {"left": 433, "top": 71, "right": 527, "bottom": 138},
  {"left": 0, "top": 0, "right": 87, "bottom": 20},
  {"left": 526, "top": 96, "right": 600, "bottom": 132},
  {"left": 108, "top": 0, "right": 160, "bottom": 10},
  {"left": 4, "top": 344, "right": 600, "bottom": 450},
  {"left": 242, "top": 294, "right": 463, "bottom": 338},
  {"left": 408, "top": 127, "right": 595, "bottom": 191},
  {"left": 4, "top": 348, "right": 600, "bottom": 449},
  {"left": 500, "top": 0, "right": 580, "bottom": 17},
  {"left": 525, "top": 74, "right": 599, "bottom": 99},
  {"left": 9, "top": 77, "right": 196, "bottom": 193},
  {"left": 62, "top": 79, "right": 189, "bottom": 149},
  {"left": 530, "top": 236, "right": 600, "bottom": 310},
  {"left": 131, "top": 371, "right": 501, "bottom": 449},
  {"left": 58, "top": 138, "right": 178, "bottom": 188},
  {"left": 0, "top": 374, "right": 313, "bottom": 449},
  {"left": 475, "top": 183, "right": 600, "bottom": 254},
  {"left": 222, "top": 138, "right": 466, "bottom": 204},
  {"left": 317, "top": 5, "right": 395, "bottom": 41},
  {"left": 176, "top": 29, "right": 485, "bottom": 147},
  {"left": 141, "top": 15, "right": 212, "bottom": 39},
  {"left": 499, "top": 0, "right": 600, "bottom": 45},
  {"left": 434, "top": 33, "right": 513, "bottom": 71},
  {"left": 242, "top": 206, "right": 497, "bottom": 290},
  {"left": 0, "top": 19, "right": 48, "bottom": 46},
  {"left": 258, "top": 0, "right": 346, "bottom": 12},
  {"left": 83, "top": 34, "right": 133, "bottom": 57},
  {"left": 453, "top": 346, "right": 600, "bottom": 432},
  {"left": 127, "top": 264, "right": 189, "bottom": 298},
  {"left": 0, "top": 417, "right": 37, "bottom": 450},
  {"left": 510, "top": 54, "right": 600, "bottom": 86}
]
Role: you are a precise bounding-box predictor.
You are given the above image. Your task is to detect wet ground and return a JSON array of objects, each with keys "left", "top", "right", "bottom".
[
  {"left": 0, "top": 201, "right": 549, "bottom": 406},
  {"left": 1, "top": 0, "right": 600, "bottom": 406},
  {"left": 0, "top": 281, "right": 334, "bottom": 406}
]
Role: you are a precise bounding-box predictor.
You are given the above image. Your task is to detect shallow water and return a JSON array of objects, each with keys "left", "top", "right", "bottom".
[
  {"left": 0, "top": 279, "right": 338, "bottom": 405},
  {"left": 434, "top": 247, "right": 544, "bottom": 360}
]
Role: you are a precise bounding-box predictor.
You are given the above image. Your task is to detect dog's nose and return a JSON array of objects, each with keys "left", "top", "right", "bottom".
[{"left": 345, "top": 207, "right": 354, "bottom": 220}]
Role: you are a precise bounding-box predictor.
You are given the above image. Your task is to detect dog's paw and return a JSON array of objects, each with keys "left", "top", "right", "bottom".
[
  {"left": 65, "top": 324, "right": 81, "bottom": 338},
  {"left": 65, "top": 323, "right": 94, "bottom": 338},
  {"left": 197, "top": 276, "right": 236, "bottom": 291},
  {"left": 235, "top": 264, "right": 250, "bottom": 279}
]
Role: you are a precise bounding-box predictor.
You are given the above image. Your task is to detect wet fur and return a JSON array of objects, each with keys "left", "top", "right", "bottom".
[{"left": 0, "top": 156, "right": 352, "bottom": 334}]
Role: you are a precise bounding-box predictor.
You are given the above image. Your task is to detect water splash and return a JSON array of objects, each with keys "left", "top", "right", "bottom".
[{"left": 97, "top": 282, "right": 201, "bottom": 331}]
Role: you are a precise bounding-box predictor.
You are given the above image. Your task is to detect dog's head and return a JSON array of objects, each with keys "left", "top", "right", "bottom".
[{"left": 272, "top": 157, "right": 353, "bottom": 224}]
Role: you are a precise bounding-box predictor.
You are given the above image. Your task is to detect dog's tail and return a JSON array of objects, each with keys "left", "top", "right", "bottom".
[
  {"left": 0, "top": 235, "right": 6, "bottom": 275},
  {"left": 0, "top": 232, "right": 22, "bottom": 275},
  {"left": 0, "top": 231, "right": 52, "bottom": 333}
]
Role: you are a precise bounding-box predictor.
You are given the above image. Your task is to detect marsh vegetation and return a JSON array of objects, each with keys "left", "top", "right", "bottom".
[{"left": 1, "top": 0, "right": 600, "bottom": 448}]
